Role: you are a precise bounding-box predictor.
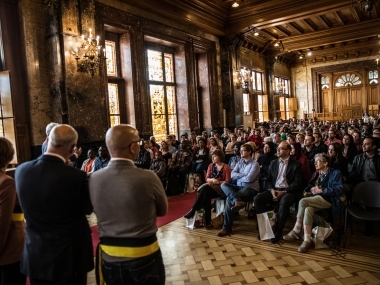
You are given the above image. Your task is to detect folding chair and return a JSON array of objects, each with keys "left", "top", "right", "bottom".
[{"left": 343, "top": 181, "right": 380, "bottom": 247}]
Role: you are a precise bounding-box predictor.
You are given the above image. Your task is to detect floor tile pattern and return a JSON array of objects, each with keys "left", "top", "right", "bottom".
[{"left": 88, "top": 211, "right": 380, "bottom": 285}]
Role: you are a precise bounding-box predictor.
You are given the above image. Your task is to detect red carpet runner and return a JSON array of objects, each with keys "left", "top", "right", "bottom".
[{"left": 91, "top": 191, "right": 197, "bottom": 255}]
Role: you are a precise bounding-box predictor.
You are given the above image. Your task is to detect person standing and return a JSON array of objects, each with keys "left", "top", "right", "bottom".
[
  {"left": 89, "top": 125, "right": 168, "bottom": 285},
  {"left": 15, "top": 124, "right": 94, "bottom": 285},
  {"left": 0, "top": 138, "right": 26, "bottom": 285}
]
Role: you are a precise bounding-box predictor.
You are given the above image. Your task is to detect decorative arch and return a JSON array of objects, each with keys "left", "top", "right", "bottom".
[{"left": 334, "top": 72, "right": 362, "bottom": 87}]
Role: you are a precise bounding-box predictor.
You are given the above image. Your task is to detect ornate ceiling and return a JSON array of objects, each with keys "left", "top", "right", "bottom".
[{"left": 118, "top": 0, "right": 380, "bottom": 65}]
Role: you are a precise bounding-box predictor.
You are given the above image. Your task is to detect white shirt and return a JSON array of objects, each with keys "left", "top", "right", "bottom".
[{"left": 275, "top": 157, "right": 289, "bottom": 189}]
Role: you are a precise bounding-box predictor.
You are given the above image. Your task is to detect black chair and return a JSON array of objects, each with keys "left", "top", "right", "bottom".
[{"left": 343, "top": 181, "right": 380, "bottom": 247}]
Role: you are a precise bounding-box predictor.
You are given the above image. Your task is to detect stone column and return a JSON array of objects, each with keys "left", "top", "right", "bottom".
[
  {"left": 219, "top": 34, "right": 241, "bottom": 128},
  {"left": 265, "top": 55, "right": 276, "bottom": 120},
  {"left": 42, "top": 0, "right": 109, "bottom": 142}
]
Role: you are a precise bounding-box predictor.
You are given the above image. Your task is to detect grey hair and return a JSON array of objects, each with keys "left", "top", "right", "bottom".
[
  {"left": 46, "top": 122, "right": 59, "bottom": 136},
  {"left": 314, "top": 153, "right": 330, "bottom": 166},
  {"left": 49, "top": 124, "right": 78, "bottom": 148}
]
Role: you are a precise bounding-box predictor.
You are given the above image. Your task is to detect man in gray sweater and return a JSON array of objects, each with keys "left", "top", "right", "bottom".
[{"left": 89, "top": 125, "right": 168, "bottom": 285}]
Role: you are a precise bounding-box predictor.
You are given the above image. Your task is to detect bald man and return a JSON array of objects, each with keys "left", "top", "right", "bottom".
[
  {"left": 16, "top": 124, "right": 94, "bottom": 285},
  {"left": 89, "top": 125, "right": 167, "bottom": 285}
]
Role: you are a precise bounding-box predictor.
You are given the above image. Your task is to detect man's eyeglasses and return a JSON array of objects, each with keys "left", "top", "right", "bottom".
[{"left": 128, "top": 140, "right": 140, "bottom": 147}]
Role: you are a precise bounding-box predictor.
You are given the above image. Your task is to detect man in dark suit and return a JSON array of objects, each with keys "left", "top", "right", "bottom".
[
  {"left": 15, "top": 124, "right": 94, "bottom": 285},
  {"left": 254, "top": 141, "right": 302, "bottom": 243}
]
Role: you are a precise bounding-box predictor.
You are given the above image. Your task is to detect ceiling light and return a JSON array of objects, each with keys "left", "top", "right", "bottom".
[
  {"left": 232, "top": 1, "right": 239, "bottom": 8},
  {"left": 274, "top": 42, "right": 279, "bottom": 47},
  {"left": 307, "top": 49, "right": 312, "bottom": 56},
  {"left": 254, "top": 31, "right": 259, "bottom": 36},
  {"left": 299, "top": 54, "right": 304, "bottom": 59}
]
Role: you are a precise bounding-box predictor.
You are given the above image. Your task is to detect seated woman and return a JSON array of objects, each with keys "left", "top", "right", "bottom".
[
  {"left": 184, "top": 150, "right": 231, "bottom": 228},
  {"left": 257, "top": 142, "right": 277, "bottom": 189},
  {"left": 341, "top": 134, "right": 357, "bottom": 172},
  {"left": 291, "top": 142, "right": 311, "bottom": 187},
  {"left": 160, "top": 140, "right": 173, "bottom": 165},
  {"left": 283, "top": 153, "right": 344, "bottom": 253},
  {"left": 328, "top": 142, "right": 348, "bottom": 179},
  {"left": 208, "top": 137, "right": 222, "bottom": 157},
  {"left": 192, "top": 138, "right": 210, "bottom": 182}
]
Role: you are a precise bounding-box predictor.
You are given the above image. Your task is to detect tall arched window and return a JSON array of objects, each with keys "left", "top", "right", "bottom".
[{"left": 146, "top": 46, "right": 177, "bottom": 142}]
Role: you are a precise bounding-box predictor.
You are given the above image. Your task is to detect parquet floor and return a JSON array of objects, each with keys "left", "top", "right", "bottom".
[{"left": 87, "top": 211, "right": 380, "bottom": 285}]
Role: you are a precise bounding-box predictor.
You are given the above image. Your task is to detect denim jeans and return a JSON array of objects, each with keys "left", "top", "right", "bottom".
[{"left": 102, "top": 250, "right": 165, "bottom": 285}]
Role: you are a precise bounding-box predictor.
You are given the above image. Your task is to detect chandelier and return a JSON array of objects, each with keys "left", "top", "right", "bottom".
[{"left": 71, "top": 28, "right": 106, "bottom": 77}]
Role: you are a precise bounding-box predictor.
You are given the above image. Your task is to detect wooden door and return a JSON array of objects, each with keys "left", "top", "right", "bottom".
[
  {"left": 350, "top": 88, "right": 362, "bottom": 106},
  {"left": 334, "top": 88, "right": 348, "bottom": 112},
  {"left": 322, "top": 90, "right": 330, "bottom": 112}
]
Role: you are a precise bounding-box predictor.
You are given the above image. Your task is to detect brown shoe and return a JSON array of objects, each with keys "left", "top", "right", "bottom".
[
  {"left": 231, "top": 200, "right": 245, "bottom": 211},
  {"left": 298, "top": 240, "right": 313, "bottom": 253},
  {"left": 217, "top": 229, "right": 232, "bottom": 237}
]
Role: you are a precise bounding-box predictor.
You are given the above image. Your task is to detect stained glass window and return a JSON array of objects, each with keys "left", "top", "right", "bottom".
[
  {"left": 369, "top": 70, "right": 378, "bottom": 84},
  {"left": 256, "top": 72, "right": 262, "bottom": 91},
  {"left": 107, "top": 83, "right": 120, "bottom": 127},
  {"left": 321, "top": 76, "right": 329, "bottom": 89},
  {"left": 105, "top": 40, "right": 116, "bottom": 76},
  {"left": 284, "top": 79, "right": 289, "bottom": 94},
  {"left": 147, "top": 50, "right": 163, "bottom": 81},
  {"left": 335, "top": 73, "right": 362, "bottom": 87},
  {"left": 0, "top": 71, "right": 17, "bottom": 164},
  {"left": 251, "top": 71, "right": 256, "bottom": 90},
  {"left": 147, "top": 48, "right": 177, "bottom": 142},
  {"left": 243, "top": 93, "right": 250, "bottom": 114}
]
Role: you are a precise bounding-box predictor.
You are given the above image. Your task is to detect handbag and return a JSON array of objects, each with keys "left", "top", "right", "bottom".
[
  {"left": 185, "top": 210, "right": 204, "bottom": 229},
  {"left": 211, "top": 214, "right": 224, "bottom": 229},
  {"left": 257, "top": 210, "right": 277, "bottom": 240}
]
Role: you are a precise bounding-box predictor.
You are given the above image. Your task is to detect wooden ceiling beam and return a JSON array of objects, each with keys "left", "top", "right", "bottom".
[
  {"left": 300, "top": 19, "right": 317, "bottom": 32},
  {"left": 288, "top": 22, "right": 304, "bottom": 35},
  {"left": 226, "top": 0, "right": 350, "bottom": 32},
  {"left": 258, "top": 29, "right": 278, "bottom": 40},
  {"left": 333, "top": 11, "right": 346, "bottom": 25},
  {"left": 273, "top": 25, "right": 291, "bottom": 37},
  {"left": 350, "top": 6, "right": 361, "bottom": 23},
  {"left": 281, "top": 19, "right": 380, "bottom": 50},
  {"left": 316, "top": 15, "right": 331, "bottom": 29}
]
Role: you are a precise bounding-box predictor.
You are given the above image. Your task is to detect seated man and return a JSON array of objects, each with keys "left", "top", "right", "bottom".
[
  {"left": 134, "top": 142, "right": 151, "bottom": 169},
  {"left": 168, "top": 140, "right": 193, "bottom": 192},
  {"left": 349, "top": 136, "right": 380, "bottom": 236},
  {"left": 254, "top": 141, "right": 302, "bottom": 243},
  {"left": 149, "top": 151, "right": 167, "bottom": 179},
  {"left": 218, "top": 143, "right": 260, "bottom": 237}
]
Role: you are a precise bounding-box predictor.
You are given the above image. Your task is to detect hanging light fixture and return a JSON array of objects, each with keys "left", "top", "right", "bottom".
[
  {"left": 254, "top": 30, "right": 259, "bottom": 36},
  {"left": 307, "top": 49, "right": 312, "bottom": 56},
  {"left": 232, "top": 1, "right": 239, "bottom": 8},
  {"left": 71, "top": 28, "right": 106, "bottom": 77},
  {"left": 274, "top": 41, "right": 280, "bottom": 47}
]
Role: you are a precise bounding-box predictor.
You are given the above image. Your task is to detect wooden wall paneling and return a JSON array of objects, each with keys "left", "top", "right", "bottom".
[
  {"left": 322, "top": 90, "right": 329, "bottom": 112},
  {"left": 368, "top": 86, "right": 379, "bottom": 105}
]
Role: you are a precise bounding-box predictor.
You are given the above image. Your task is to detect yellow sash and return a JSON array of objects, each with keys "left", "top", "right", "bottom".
[
  {"left": 11, "top": 213, "right": 24, "bottom": 221},
  {"left": 100, "top": 240, "right": 159, "bottom": 258}
]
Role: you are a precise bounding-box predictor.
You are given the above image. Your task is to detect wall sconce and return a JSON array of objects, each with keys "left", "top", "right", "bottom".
[
  {"left": 376, "top": 57, "right": 379, "bottom": 69},
  {"left": 240, "top": 67, "right": 251, "bottom": 90},
  {"left": 71, "top": 28, "right": 106, "bottom": 77}
]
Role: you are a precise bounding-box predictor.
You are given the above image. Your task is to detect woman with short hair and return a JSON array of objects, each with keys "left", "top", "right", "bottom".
[
  {"left": 283, "top": 153, "right": 344, "bottom": 253},
  {"left": 0, "top": 138, "right": 26, "bottom": 285}
]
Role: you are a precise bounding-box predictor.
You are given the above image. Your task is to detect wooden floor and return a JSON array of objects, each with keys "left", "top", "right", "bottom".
[{"left": 87, "top": 211, "right": 380, "bottom": 285}]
